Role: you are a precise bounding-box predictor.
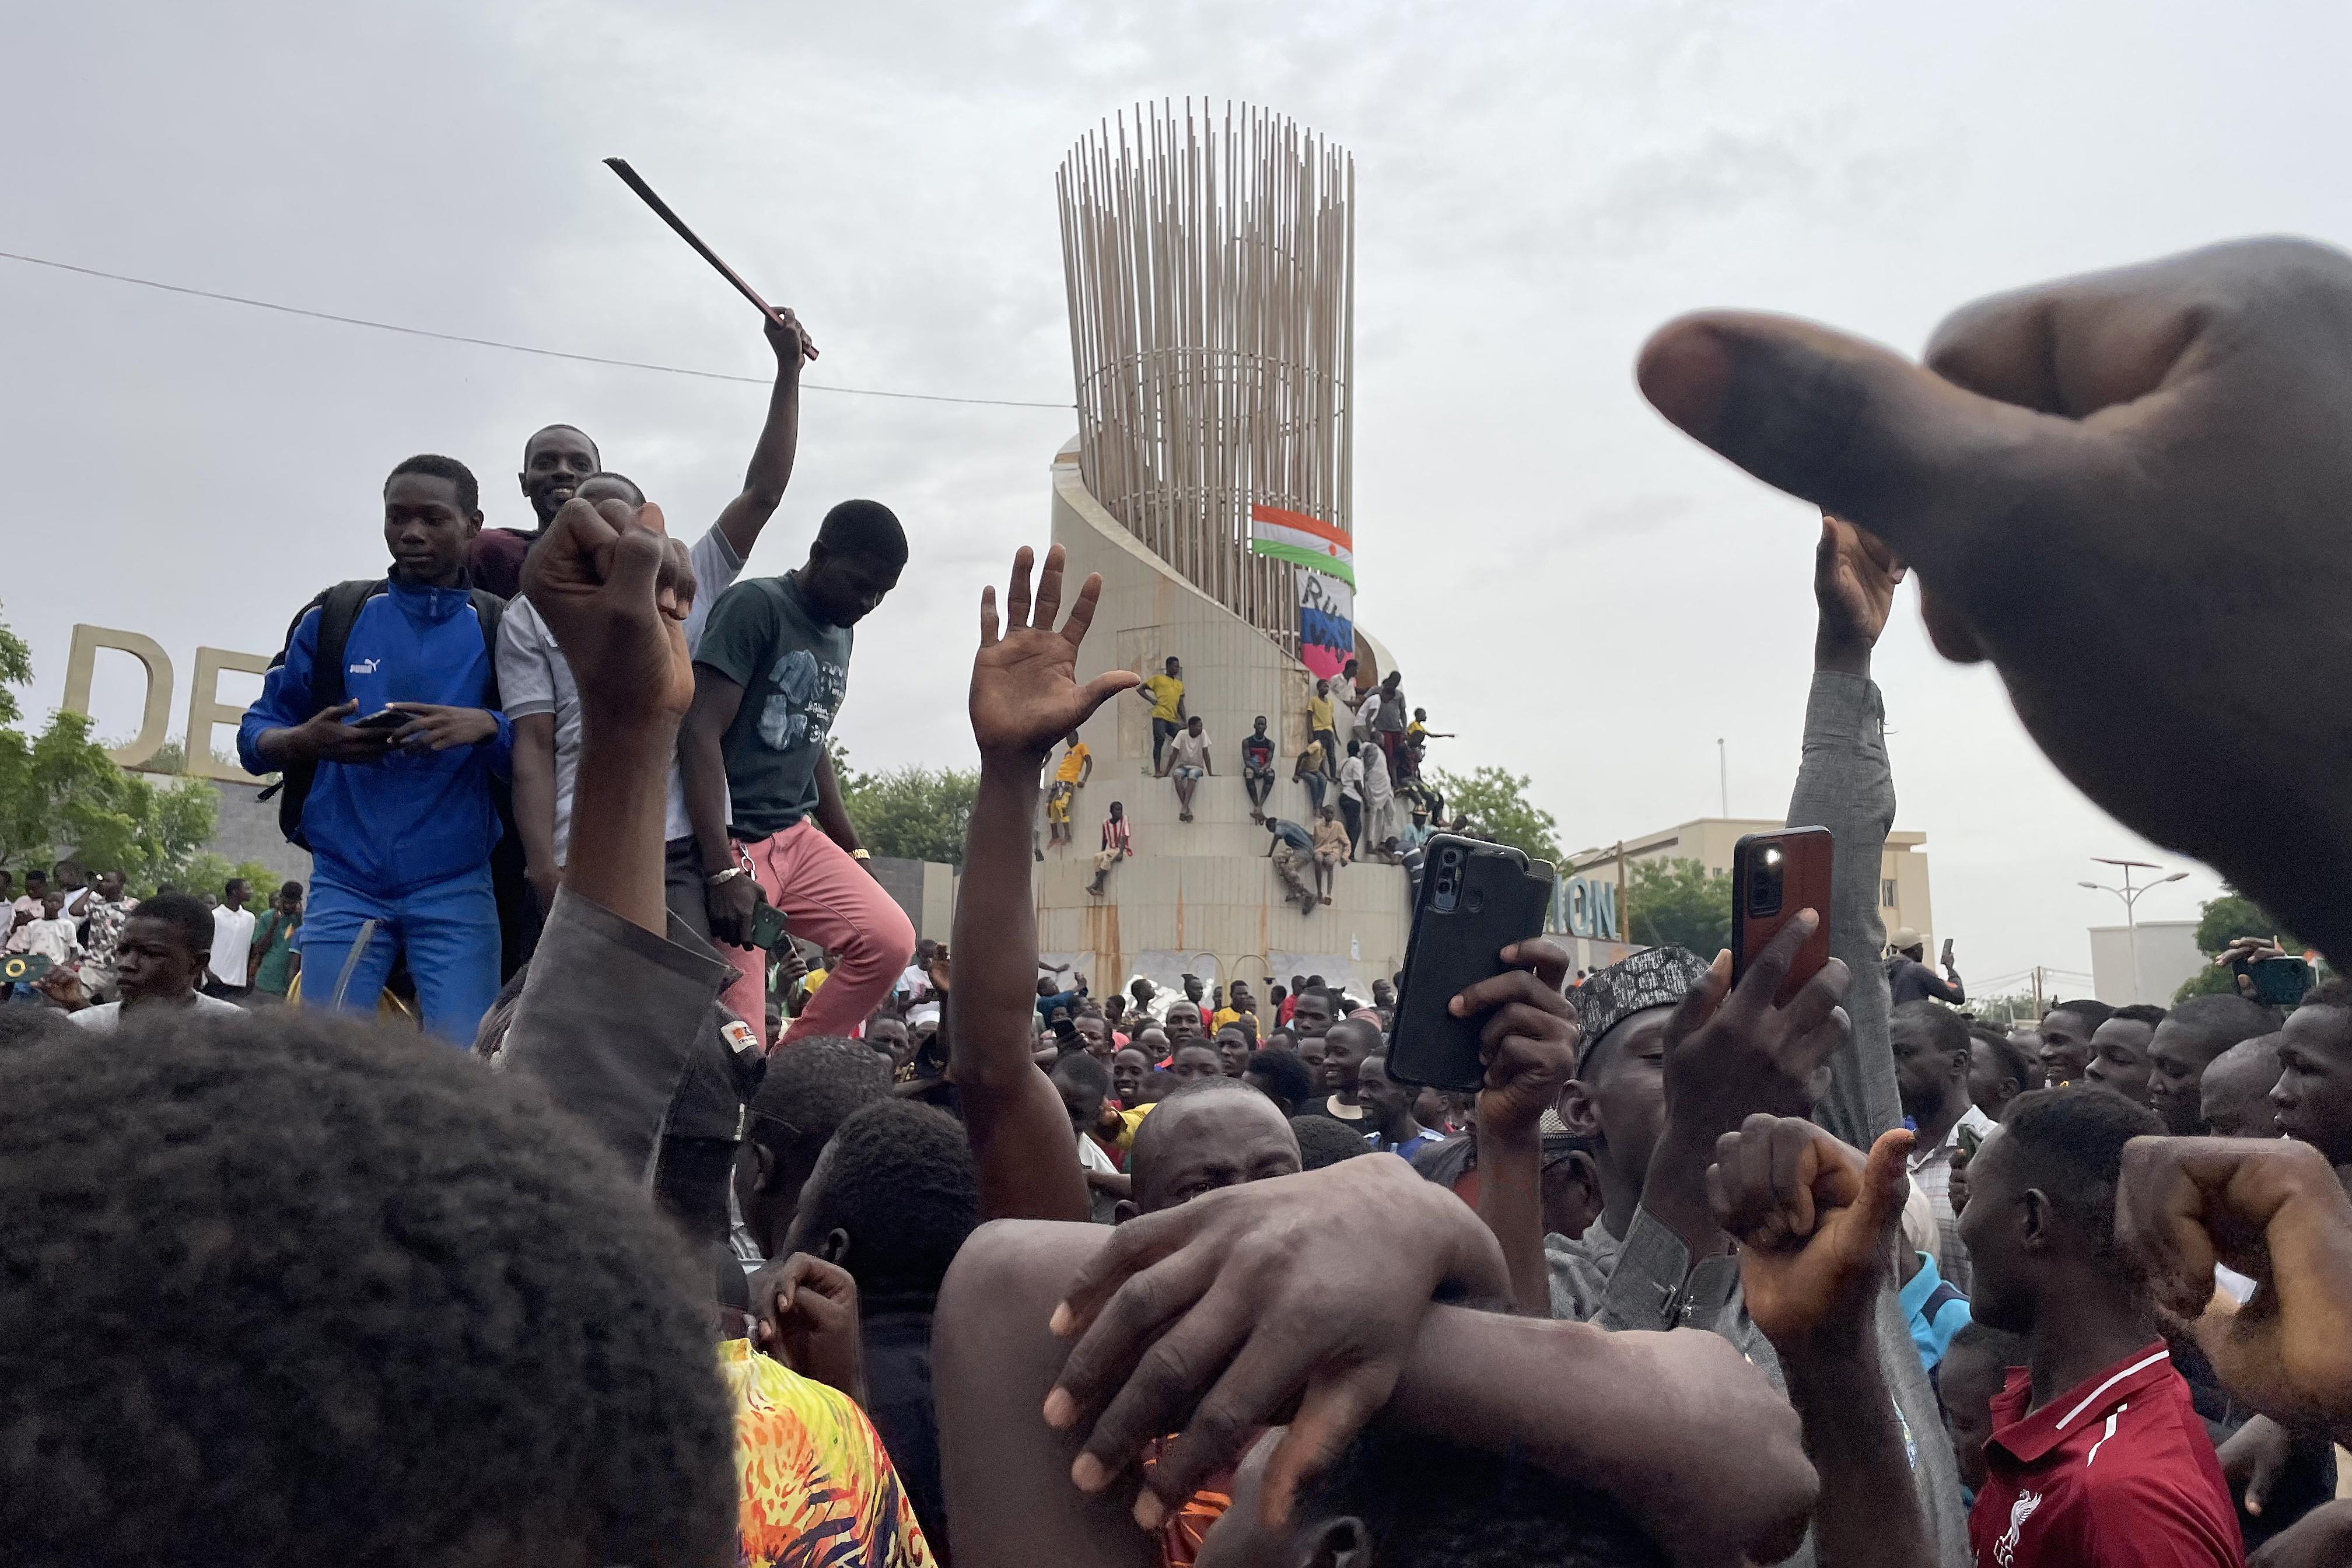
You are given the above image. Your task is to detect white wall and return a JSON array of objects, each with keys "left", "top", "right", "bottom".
[{"left": 2088, "top": 919, "right": 2203, "bottom": 1006}]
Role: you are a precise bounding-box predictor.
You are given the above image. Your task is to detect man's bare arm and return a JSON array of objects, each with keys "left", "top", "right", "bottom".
[
  {"left": 680, "top": 666, "right": 756, "bottom": 944},
  {"left": 712, "top": 312, "right": 811, "bottom": 561},
  {"left": 509, "top": 712, "right": 562, "bottom": 911}
]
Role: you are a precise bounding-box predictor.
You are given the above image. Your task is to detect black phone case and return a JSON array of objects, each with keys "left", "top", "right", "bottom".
[{"left": 1389, "top": 835, "right": 1556, "bottom": 1091}]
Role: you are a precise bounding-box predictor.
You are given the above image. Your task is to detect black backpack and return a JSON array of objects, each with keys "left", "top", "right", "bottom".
[{"left": 257, "top": 579, "right": 507, "bottom": 849}]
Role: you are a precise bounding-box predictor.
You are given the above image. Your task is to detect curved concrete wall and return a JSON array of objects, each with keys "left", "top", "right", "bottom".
[{"left": 1038, "top": 439, "right": 1410, "bottom": 1007}]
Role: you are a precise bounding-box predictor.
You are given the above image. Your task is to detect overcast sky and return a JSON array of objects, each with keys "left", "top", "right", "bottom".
[{"left": 6, "top": 0, "right": 2340, "bottom": 997}]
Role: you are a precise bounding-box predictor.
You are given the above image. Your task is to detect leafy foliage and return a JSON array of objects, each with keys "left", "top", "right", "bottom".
[
  {"left": 0, "top": 604, "right": 32, "bottom": 728},
  {"left": 171, "top": 854, "right": 288, "bottom": 903},
  {"left": 0, "top": 709, "right": 220, "bottom": 891},
  {"left": 2192, "top": 892, "right": 2298, "bottom": 957},
  {"left": 1625, "top": 856, "right": 1735, "bottom": 956},
  {"left": 1423, "top": 765, "right": 1563, "bottom": 864},
  {"left": 831, "top": 740, "right": 977, "bottom": 867}
]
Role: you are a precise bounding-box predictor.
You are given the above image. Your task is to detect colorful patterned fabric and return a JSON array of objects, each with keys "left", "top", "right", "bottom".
[{"left": 718, "top": 1338, "right": 936, "bottom": 1568}]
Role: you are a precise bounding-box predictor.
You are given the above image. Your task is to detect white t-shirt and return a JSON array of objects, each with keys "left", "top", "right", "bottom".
[
  {"left": 209, "top": 905, "right": 257, "bottom": 987},
  {"left": 1165, "top": 730, "right": 1212, "bottom": 772},
  {"left": 495, "top": 523, "right": 745, "bottom": 861},
  {"left": 1076, "top": 1127, "right": 1121, "bottom": 1176},
  {"left": 70, "top": 991, "right": 247, "bottom": 1031},
  {"left": 1338, "top": 755, "right": 1365, "bottom": 801},
  {"left": 1356, "top": 690, "right": 1382, "bottom": 729}
]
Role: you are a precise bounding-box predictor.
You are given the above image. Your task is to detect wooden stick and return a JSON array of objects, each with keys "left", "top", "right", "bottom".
[{"left": 603, "top": 158, "right": 811, "bottom": 355}]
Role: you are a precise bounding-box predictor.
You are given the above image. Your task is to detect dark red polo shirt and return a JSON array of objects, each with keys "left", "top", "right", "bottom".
[{"left": 1969, "top": 1340, "right": 2242, "bottom": 1567}]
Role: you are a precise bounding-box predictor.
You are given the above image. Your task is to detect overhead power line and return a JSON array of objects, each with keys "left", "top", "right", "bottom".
[{"left": 0, "top": 249, "right": 1073, "bottom": 411}]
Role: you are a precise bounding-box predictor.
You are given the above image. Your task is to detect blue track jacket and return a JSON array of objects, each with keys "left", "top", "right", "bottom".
[{"left": 239, "top": 579, "right": 512, "bottom": 894}]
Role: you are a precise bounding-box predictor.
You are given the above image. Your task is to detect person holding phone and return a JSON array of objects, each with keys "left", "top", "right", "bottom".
[
  {"left": 239, "top": 454, "right": 510, "bottom": 1044},
  {"left": 1884, "top": 927, "right": 1965, "bottom": 1006},
  {"left": 678, "top": 498, "right": 915, "bottom": 1049}
]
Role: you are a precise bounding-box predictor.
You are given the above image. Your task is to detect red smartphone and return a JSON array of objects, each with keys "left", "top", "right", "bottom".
[{"left": 1731, "top": 827, "right": 1834, "bottom": 1007}]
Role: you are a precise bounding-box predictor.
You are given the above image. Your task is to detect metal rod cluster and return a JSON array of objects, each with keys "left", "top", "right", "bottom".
[{"left": 1057, "top": 99, "right": 1356, "bottom": 651}]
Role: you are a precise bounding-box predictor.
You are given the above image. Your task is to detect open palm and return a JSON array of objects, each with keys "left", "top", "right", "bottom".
[{"left": 970, "top": 545, "right": 1140, "bottom": 758}]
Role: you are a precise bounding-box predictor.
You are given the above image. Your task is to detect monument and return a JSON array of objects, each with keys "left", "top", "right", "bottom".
[{"left": 1035, "top": 102, "right": 1410, "bottom": 1009}]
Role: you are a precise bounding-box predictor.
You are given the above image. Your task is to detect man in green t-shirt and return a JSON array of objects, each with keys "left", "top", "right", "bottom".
[
  {"left": 678, "top": 501, "right": 915, "bottom": 1048},
  {"left": 248, "top": 881, "right": 304, "bottom": 1001}
]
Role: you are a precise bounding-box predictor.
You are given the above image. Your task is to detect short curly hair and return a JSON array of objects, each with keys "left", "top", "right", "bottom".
[
  {"left": 1291, "top": 1114, "right": 1372, "bottom": 1170},
  {"left": 790, "top": 1100, "right": 977, "bottom": 1297},
  {"left": 0, "top": 1009, "right": 735, "bottom": 1568},
  {"left": 1299, "top": 1424, "right": 1664, "bottom": 1568},
  {"left": 747, "top": 1035, "right": 892, "bottom": 1156}
]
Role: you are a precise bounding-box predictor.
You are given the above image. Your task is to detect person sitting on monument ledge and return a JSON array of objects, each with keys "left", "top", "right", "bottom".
[
  {"left": 1158, "top": 714, "right": 1213, "bottom": 823},
  {"left": 1086, "top": 800, "right": 1131, "bottom": 896},
  {"left": 1241, "top": 715, "right": 1276, "bottom": 822}
]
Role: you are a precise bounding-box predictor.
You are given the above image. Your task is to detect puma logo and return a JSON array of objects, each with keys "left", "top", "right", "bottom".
[{"left": 348, "top": 657, "right": 380, "bottom": 676}]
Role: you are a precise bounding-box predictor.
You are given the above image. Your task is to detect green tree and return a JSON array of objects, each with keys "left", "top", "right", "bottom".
[
  {"left": 0, "top": 709, "right": 220, "bottom": 889},
  {"left": 828, "top": 735, "right": 977, "bottom": 866},
  {"left": 1424, "top": 765, "right": 1563, "bottom": 864},
  {"left": 1625, "top": 856, "right": 1735, "bottom": 955},
  {"left": 2193, "top": 892, "right": 2298, "bottom": 957},
  {"left": 0, "top": 603, "right": 32, "bottom": 727},
  {"left": 173, "top": 854, "right": 285, "bottom": 904},
  {"left": 842, "top": 764, "right": 979, "bottom": 866}
]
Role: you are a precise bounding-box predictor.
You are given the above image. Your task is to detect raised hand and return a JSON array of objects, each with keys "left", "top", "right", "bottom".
[
  {"left": 1042, "top": 1153, "right": 1507, "bottom": 1530},
  {"left": 1661, "top": 914, "right": 1850, "bottom": 1146},
  {"left": 971, "top": 545, "right": 1139, "bottom": 761},
  {"left": 1638, "top": 239, "right": 2352, "bottom": 962},
  {"left": 764, "top": 306, "right": 817, "bottom": 366},
  {"left": 1451, "top": 961, "right": 1580, "bottom": 1140},
  {"left": 1814, "top": 513, "right": 1905, "bottom": 667},
  {"left": 2116, "top": 1135, "right": 2352, "bottom": 1440},
  {"left": 522, "top": 495, "right": 697, "bottom": 724},
  {"left": 1712, "top": 1116, "right": 1914, "bottom": 1355}
]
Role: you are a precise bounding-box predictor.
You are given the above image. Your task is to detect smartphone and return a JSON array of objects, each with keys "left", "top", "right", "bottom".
[
  {"left": 1388, "top": 834, "right": 1556, "bottom": 1091},
  {"left": 352, "top": 708, "right": 408, "bottom": 731},
  {"left": 1731, "top": 827, "right": 1835, "bottom": 1007},
  {"left": 2239, "top": 955, "right": 2314, "bottom": 1009},
  {"left": 1940, "top": 937, "right": 1955, "bottom": 968},
  {"left": 747, "top": 902, "right": 790, "bottom": 954}
]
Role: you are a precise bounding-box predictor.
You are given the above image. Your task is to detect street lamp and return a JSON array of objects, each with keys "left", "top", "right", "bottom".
[{"left": 2078, "top": 858, "right": 2190, "bottom": 1003}]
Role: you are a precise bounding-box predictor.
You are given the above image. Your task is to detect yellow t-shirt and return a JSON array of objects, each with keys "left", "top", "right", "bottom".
[
  {"left": 719, "top": 1338, "right": 936, "bottom": 1568},
  {"left": 1308, "top": 693, "right": 1334, "bottom": 732},
  {"left": 1143, "top": 674, "right": 1185, "bottom": 722},
  {"left": 1212, "top": 1007, "right": 1242, "bottom": 1031},
  {"left": 1055, "top": 741, "right": 1091, "bottom": 783},
  {"left": 1406, "top": 720, "right": 1427, "bottom": 741}
]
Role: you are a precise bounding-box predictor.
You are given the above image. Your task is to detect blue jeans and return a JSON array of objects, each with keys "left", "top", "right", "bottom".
[{"left": 301, "top": 863, "right": 499, "bottom": 1045}]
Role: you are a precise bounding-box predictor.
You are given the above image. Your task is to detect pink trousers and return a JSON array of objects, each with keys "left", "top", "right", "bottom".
[{"left": 724, "top": 818, "right": 917, "bottom": 1050}]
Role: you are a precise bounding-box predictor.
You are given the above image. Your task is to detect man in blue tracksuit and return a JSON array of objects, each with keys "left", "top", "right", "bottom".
[{"left": 240, "top": 453, "right": 509, "bottom": 1042}]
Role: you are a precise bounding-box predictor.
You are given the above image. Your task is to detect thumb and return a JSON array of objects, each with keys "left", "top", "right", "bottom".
[
  {"left": 1075, "top": 670, "right": 1144, "bottom": 715},
  {"left": 1637, "top": 311, "right": 2065, "bottom": 580},
  {"left": 1667, "top": 949, "right": 1732, "bottom": 1042},
  {"left": 2244, "top": 1435, "right": 2288, "bottom": 1516},
  {"left": 1851, "top": 1128, "right": 1918, "bottom": 1247}
]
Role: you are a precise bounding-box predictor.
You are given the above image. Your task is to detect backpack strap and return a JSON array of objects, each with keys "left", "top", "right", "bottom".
[
  {"left": 267, "top": 579, "right": 387, "bottom": 847},
  {"left": 468, "top": 588, "right": 508, "bottom": 710}
]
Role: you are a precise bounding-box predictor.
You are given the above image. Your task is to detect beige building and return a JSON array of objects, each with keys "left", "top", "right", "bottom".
[{"left": 1553, "top": 817, "right": 1936, "bottom": 973}]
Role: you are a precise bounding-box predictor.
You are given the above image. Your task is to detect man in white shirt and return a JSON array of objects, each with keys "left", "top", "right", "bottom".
[
  {"left": 1337, "top": 741, "right": 1367, "bottom": 853},
  {"left": 498, "top": 310, "right": 815, "bottom": 916},
  {"left": 207, "top": 878, "right": 257, "bottom": 995},
  {"left": 61, "top": 893, "right": 244, "bottom": 1031},
  {"left": 7, "top": 891, "right": 83, "bottom": 968},
  {"left": 1158, "top": 715, "right": 1213, "bottom": 822}
]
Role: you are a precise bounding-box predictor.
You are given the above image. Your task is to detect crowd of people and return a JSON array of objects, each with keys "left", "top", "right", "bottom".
[
  {"left": 10, "top": 237, "right": 2352, "bottom": 1568},
  {"left": 1061, "top": 648, "right": 1452, "bottom": 913}
]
